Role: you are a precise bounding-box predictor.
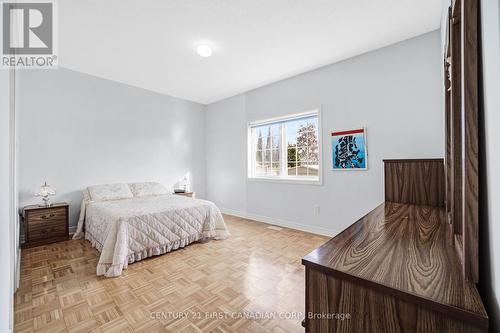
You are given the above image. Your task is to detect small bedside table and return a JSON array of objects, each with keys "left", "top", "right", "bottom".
[
  {"left": 21, "top": 203, "right": 69, "bottom": 248},
  {"left": 173, "top": 191, "right": 195, "bottom": 198}
]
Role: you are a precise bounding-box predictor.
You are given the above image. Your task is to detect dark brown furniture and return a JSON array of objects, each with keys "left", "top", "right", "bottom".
[
  {"left": 444, "top": 0, "right": 480, "bottom": 283},
  {"left": 302, "top": 160, "right": 488, "bottom": 332},
  {"left": 21, "top": 203, "right": 69, "bottom": 248},
  {"left": 173, "top": 191, "right": 196, "bottom": 198},
  {"left": 302, "top": 1, "right": 485, "bottom": 330},
  {"left": 384, "top": 159, "right": 445, "bottom": 207}
]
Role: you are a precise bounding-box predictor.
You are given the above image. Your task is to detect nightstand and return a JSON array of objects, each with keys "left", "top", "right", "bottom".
[
  {"left": 174, "top": 191, "right": 195, "bottom": 198},
  {"left": 21, "top": 203, "right": 69, "bottom": 248}
]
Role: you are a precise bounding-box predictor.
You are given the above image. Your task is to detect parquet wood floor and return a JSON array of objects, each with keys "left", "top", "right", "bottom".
[{"left": 14, "top": 214, "right": 329, "bottom": 333}]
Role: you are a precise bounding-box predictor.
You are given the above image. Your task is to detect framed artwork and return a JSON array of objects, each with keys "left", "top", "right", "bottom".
[{"left": 331, "top": 128, "right": 367, "bottom": 170}]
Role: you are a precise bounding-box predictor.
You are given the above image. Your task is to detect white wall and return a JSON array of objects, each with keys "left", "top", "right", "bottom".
[
  {"left": 206, "top": 30, "right": 444, "bottom": 235},
  {"left": 17, "top": 68, "right": 207, "bottom": 229},
  {"left": 479, "top": 0, "right": 500, "bottom": 330},
  {"left": 1, "top": 69, "right": 15, "bottom": 332}
]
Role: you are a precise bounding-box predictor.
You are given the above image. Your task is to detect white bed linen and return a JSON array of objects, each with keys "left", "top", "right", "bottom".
[{"left": 73, "top": 194, "right": 229, "bottom": 277}]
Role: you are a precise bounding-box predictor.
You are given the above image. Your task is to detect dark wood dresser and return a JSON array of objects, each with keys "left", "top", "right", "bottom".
[
  {"left": 21, "top": 203, "right": 69, "bottom": 248},
  {"left": 302, "top": 159, "right": 488, "bottom": 332},
  {"left": 302, "top": 1, "right": 487, "bottom": 331}
]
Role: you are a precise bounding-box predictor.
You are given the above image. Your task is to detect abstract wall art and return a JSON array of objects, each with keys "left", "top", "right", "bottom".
[{"left": 331, "top": 128, "right": 367, "bottom": 170}]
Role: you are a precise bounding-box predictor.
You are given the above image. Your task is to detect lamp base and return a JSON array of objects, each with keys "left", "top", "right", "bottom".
[
  {"left": 38, "top": 203, "right": 53, "bottom": 208},
  {"left": 39, "top": 197, "right": 52, "bottom": 208}
]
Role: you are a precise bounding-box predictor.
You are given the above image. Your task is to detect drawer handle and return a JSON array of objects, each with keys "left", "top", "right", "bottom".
[{"left": 41, "top": 213, "right": 55, "bottom": 219}]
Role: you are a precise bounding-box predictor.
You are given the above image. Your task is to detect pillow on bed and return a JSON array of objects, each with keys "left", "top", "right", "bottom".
[
  {"left": 87, "top": 183, "right": 134, "bottom": 201},
  {"left": 129, "top": 182, "right": 169, "bottom": 197}
]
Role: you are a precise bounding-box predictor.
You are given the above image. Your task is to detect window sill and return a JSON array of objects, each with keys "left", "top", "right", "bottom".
[{"left": 247, "top": 176, "right": 323, "bottom": 186}]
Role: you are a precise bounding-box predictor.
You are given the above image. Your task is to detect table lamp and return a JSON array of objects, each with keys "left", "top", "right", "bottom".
[{"left": 35, "top": 181, "right": 56, "bottom": 207}]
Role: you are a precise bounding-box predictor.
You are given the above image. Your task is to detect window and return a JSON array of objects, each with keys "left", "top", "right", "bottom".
[{"left": 248, "top": 110, "right": 321, "bottom": 183}]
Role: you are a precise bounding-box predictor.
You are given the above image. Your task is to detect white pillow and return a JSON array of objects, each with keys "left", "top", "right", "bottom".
[
  {"left": 129, "top": 182, "right": 169, "bottom": 197},
  {"left": 87, "top": 183, "right": 133, "bottom": 201}
]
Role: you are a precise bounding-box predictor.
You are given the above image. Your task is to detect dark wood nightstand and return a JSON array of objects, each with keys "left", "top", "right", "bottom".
[
  {"left": 173, "top": 191, "right": 195, "bottom": 198},
  {"left": 21, "top": 203, "right": 69, "bottom": 248}
]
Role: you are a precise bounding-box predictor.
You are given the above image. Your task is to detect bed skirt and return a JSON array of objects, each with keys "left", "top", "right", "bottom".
[{"left": 84, "top": 229, "right": 219, "bottom": 277}]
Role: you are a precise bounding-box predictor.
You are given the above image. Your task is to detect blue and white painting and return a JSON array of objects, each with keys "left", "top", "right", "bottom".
[{"left": 331, "top": 128, "right": 367, "bottom": 170}]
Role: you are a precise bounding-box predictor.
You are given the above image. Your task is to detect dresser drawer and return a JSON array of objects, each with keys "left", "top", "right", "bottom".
[
  {"left": 28, "top": 219, "right": 67, "bottom": 241},
  {"left": 27, "top": 207, "right": 67, "bottom": 224}
]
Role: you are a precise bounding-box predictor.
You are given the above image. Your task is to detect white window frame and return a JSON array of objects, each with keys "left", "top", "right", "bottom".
[{"left": 247, "top": 108, "right": 323, "bottom": 185}]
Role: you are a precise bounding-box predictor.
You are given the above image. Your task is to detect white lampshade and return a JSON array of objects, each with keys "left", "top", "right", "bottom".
[
  {"left": 35, "top": 182, "right": 56, "bottom": 206},
  {"left": 36, "top": 182, "right": 56, "bottom": 196}
]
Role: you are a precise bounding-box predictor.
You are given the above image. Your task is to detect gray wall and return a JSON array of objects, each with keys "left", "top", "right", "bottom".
[
  {"left": 0, "top": 68, "right": 14, "bottom": 333},
  {"left": 17, "top": 68, "right": 207, "bottom": 229},
  {"left": 479, "top": 0, "right": 500, "bottom": 331},
  {"left": 206, "top": 30, "right": 444, "bottom": 235}
]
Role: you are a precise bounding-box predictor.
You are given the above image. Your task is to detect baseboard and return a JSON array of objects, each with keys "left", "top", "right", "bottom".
[
  {"left": 220, "top": 208, "right": 338, "bottom": 237},
  {"left": 219, "top": 208, "right": 248, "bottom": 220}
]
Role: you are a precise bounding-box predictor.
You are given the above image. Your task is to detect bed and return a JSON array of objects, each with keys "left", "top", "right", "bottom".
[{"left": 72, "top": 182, "right": 229, "bottom": 277}]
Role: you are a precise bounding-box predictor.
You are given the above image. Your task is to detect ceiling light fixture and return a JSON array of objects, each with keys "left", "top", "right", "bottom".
[{"left": 196, "top": 44, "right": 213, "bottom": 58}]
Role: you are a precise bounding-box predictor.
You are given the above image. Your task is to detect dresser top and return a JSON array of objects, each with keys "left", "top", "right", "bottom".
[
  {"left": 23, "top": 202, "right": 69, "bottom": 212},
  {"left": 302, "top": 202, "right": 487, "bottom": 326}
]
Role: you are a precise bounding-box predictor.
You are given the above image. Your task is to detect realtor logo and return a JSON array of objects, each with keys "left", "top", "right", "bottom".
[{"left": 1, "top": 0, "right": 57, "bottom": 68}]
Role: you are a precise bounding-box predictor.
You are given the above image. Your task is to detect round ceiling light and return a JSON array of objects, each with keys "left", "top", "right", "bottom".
[{"left": 196, "top": 44, "right": 213, "bottom": 58}]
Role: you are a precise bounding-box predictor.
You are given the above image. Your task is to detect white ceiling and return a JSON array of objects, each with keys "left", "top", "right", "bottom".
[{"left": 59, "top": 0, "right": 442, "bottom": 104}]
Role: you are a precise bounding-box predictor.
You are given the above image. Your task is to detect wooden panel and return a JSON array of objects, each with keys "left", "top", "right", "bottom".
[
  {"left": 452, "top": 0, "right": 460, "bottom": 18},
  {"left": 305, "top": 268, "right": 486, "bottom": 332},
  {"left": 444, "top": 9, "right": 453, "bottom": 231},
  {"left": 302, "top": 203, "right": 487, "bottom": 324},
  {"left": 444, "top": 9, "right": 455, "bottom": 247},
  {"left": 461, "top": 0, "right": 479, "bottom": 283},
  {"left": 450, "top": 1, "right": 463, "bottom": 236},
  {"left": 384, "top": 159, "right": 445, "bottom": 207},
  {"left": 445, "top": 57, "right": 452, "bottom": 224}
]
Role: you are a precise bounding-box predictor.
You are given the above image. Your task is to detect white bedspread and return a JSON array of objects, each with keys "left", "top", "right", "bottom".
[{"left": 73, "top": 194, "right": 229, "bottom": 277}]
